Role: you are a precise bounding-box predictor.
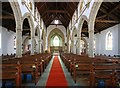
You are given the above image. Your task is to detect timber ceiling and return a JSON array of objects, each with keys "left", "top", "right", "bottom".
[
  {"left": 82, "top": 1, "right": 120, "bottom": 37},
  {"left": 36, "top": 2, "right": 79, "bottom": 28},
  {"left": 1, "top": 1, "right": 120, "bottom": 36}
]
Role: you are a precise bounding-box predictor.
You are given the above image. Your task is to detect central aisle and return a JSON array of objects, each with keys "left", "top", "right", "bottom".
[{"left": 46, "top": 56, "right": 68, "bottom": 87}]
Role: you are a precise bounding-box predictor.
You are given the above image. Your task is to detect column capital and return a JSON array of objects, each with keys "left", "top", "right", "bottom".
[
  {"left": 16, "top": 28, "right": 22, "bottom": 31},
  {"left": 89, "top": 30, "right": 94, "bottom": 33}
]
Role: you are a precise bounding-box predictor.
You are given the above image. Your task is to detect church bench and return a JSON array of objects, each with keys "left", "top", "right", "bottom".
[
  {"left": 90, "top": 63, "right": 116, "bottom": 87},
  {"left": 1, "top": 53, "right": 52, "bottom": 86},
  {"left": 70, "top": 61, "right": 93, "bottom": 84},
  {"left": 1, "top": 63, "right": 21, "bottom": 87},
  {"left": 114, "top": 63, "right": 120, "bottom": 86},
  {"left": 61, "top": 53, "right": 120, "bottom": 87},
  {"left": 20, "top": 62, "right": 39, "bottom": 85}
]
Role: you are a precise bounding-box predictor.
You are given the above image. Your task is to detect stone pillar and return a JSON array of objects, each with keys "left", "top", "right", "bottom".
[
  {"left": 88, "top": 23, "right": 95, "bottom": 57},
  {"left": 39, "top": 40, "right": 42, "bottom": 53},
  {"left": 38, "top": 34, "right": 40, "bottom": 54},
  {"left": 16, "top": 28, "right": 22, "bottom": 58},
  {"left": 31, "top": 29, "right": 35, "bottom": 55},
  {"left": 77, "top": 29, "right": 82, "bottom": 55},
  {"left": 68, "top": 39, "right": 70, "bottom": 53},
  {"left": 76, "top": 18, "right": 84, "bottom": 55}
]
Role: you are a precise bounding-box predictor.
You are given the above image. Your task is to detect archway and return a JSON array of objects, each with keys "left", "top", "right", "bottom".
[
  {"left": 9, "top": 1, "right": 22, "bottom": 57},
  {"left": 22, "top": 13, "right": 34, "bottom": 55},
  {"left": 81, "top": 20, "right": 89, "bottom": 55},
  {"left": 50, "top": 34, "right": 63, "bottom": 53},
  {"left": 22, "top": 18, "right": 31, "bottom": 54},
  {"left": 88, "top": 1, "right": 103, "bottom": 57},
  {"left": 48, "top": 28, "right": 65, "bottom": 53},
  {"left": 23, "top": 36, "right": 37, "bottom": 54}
]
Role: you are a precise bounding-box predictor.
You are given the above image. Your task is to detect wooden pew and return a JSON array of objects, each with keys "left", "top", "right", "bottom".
[
  {"left": 60, "top": 53, "right": 118, "bottom": 87},
  {"left": 90, "top": 62, "right": 116, "bottom": 87},
  {"left": 114, "top": 62, "right": 120, "bottom": 87},
  {"left": 1, "top": 62, "right": 21, "bottom": 87},
  {"left": 2, "top": 53, "right": 52, "bottom": 86}
]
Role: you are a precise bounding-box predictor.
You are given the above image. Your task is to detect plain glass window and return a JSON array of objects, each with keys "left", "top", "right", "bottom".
[{"left": 106, "top": 31, "right": 112, "bottom": 50}]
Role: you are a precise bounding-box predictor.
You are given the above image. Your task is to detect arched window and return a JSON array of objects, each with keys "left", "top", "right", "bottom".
[
  {"left": 53, "top": 36, "right": 59, "bottom": 46},
  {"left": 14, "top": 36, "right": 16, "bottom": 49},
  {"left": 106, "top": 31, "right": 112, "bottom": 50}
]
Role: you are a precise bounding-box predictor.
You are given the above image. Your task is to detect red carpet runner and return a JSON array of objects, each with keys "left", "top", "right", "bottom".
[{"left": 46, "top": 56, "right": 68, "bottom": 87}]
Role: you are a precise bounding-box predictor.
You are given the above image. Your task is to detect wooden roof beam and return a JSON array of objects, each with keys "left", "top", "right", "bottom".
[
  {"left": 95, "top": 19, "right": 119, "bottom": 23},
  {"left": 0, "top": 16, "right": 14, "bottom": 19},
  {"left": 97, "top": 2, "right": 120, "bottom": 19},
  {"left": 47, "top": 10, "right": 67, "bottom": 13}
]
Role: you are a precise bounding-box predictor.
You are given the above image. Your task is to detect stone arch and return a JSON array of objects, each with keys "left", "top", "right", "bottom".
[
  {"left": 77, "top": 18, "right": 84, "bottom": 33},
  {"left": 9, "top": 1, "right": 22, "bottom": 57},
  {"left": 9, "top": 1, "right": 22, "bottom": 30},
  {"left": 89, "top": 1, "right": 103, "bottom": 30},
  {"left": 87, "top": 1, "right": 103, "bottom": 57},
  {"left": 23, "top": 36, "right": 37, "bottom": 54},
  {"left": 81, "top": 15, "right": 89, "bottom": 23},
  {"left": 22, "top": 12, "right": 34, "bottom": 32},
  {"left": 35, "top": 25, "right": 40, "bottom": 36},
  {"left": 48, "top": 28, "right": 65, "bottom": 52}
]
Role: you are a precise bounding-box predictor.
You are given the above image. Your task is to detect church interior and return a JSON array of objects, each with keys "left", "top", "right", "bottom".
[{"left": 0, "top": 0, "right": 120, "bottom": 87}]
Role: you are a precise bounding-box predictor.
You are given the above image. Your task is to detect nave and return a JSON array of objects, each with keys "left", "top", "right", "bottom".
[
  {"left": 1, "top": 53, "right": 80, "bottom": 87},
  {"left": 1, "top": 0, "right": 120, "bottom": 88},
  {"left": 1, "top": 52, "right": 120, "bottom": 87}
]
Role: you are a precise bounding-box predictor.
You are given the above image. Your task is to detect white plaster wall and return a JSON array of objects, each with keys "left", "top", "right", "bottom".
[
  {"left": 95, "top": 24, "right": 119, "bottom": 56},
  {"left": 0, "top": 27, "right": 2, "bottom": 56},
  {"left": 118, "top": 24, "right": 120, "bottom": 54},
  {"left": 0, "top": 26, "right": 16, "bottom": 55}
]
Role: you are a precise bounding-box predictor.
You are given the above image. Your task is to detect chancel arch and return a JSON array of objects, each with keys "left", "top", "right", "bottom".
[{"left": 48, "top": 28, "right": 65, "bottom": 53}]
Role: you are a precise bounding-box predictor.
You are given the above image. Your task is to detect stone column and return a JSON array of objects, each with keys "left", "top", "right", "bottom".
[
  {"left": 16, "top": 28, "right": 22, "bottom": 58},
  {"left": 39, "top": 40, "right": 42, "bottom": 53},
  {"left": 38, "top": 33, "right": 40, "bottom": 54},
  {"left": 31, "top": 29, "right": 35, "bottom": 55},
  {"left": 88, "top": 23, "right": 95, "bottom": 57},
  {"left": 68, "top": 39, "right": 70, "bottom": 53},
  {"left": 76, "top": 18, "right": 84, "bottom": 55},
  {"left": 77, "top": 32, "right": 81, "bottom": 55},
  {"left": 71, "top": 40, "right": 74, "bottom": 54}
]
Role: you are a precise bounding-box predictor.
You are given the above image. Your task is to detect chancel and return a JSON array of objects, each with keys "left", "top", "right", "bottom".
[{"left": 0, "top": 0, "right": 120, "bottom": 87}]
